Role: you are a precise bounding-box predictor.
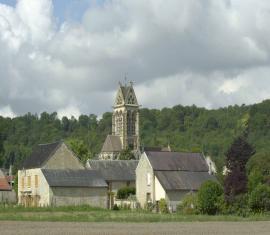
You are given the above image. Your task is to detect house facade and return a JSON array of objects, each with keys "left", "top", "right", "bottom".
[
  {"left": 18, "top": 141, "right": 108, "bottom": 207},
  {"left": 136, "top": 151, "right": 216, "bottom": 212}
]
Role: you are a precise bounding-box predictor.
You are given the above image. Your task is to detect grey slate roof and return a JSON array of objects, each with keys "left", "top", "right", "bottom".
[
  {"left": 155, "top": 171, "right": 216, "bottom": 191},
  {"left": 145, "top": 151, "right": 208, "bottom": 172},
  {"left": 101, "top": 135, "right": 122, "bottom": 152},
  {"left": 41, "top": 169, "right": 107, "bottom": 188},
  {"left": 87, "top": 160, "right": 138, "bottom": 181},
  {"left": 21, "top": 142, "right": 61, "bottom": 169}
]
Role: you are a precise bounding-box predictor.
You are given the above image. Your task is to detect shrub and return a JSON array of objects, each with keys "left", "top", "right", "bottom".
[
  {"left": 144, "top": 202, "right": 155, "bottom": 212},
  {"left": 224, "top": 194, "right": 250, "bottom": 217},
  {"left": 197, "top": 180, "right": 223, "bottom": 215},
  {"left": 249, "top": 184, "right": 270, "bottom": 213},
  {"left": 116, "top": 187, "right": 136, "bottom": 199},
  {"left": 112, "top": 204, "right": 119, "bottom": 210},
  {"left": 177, "top": 193, "right": 198, "bottom": 214},
  {"left": 159, "top": 198, "right": 168, "bottom": 214}
]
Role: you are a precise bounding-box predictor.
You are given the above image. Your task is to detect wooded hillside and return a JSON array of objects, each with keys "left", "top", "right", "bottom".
[{"left": 0, "top": 99, "right": 269, "bottom": 173}]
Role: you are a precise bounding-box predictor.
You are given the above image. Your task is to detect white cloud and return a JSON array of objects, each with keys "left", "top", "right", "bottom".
[
  {"left": 0, "top": 106, "right": 16, "bottom": 118},
  {"left": 0, "top": 0, "right": 270, "bottom": 118}
]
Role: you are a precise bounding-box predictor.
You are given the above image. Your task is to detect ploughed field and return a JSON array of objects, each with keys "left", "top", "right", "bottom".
[{"left": 1, "top": 221, "right": 270, "bottom": 235}]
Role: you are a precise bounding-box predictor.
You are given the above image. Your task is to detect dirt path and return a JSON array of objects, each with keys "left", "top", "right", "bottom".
[{"left": 1, "top": 221, "right": 270, "bottom": 235}]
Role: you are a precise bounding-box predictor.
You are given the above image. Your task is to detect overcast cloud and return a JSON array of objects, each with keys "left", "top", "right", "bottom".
[{"left": 0, "top": 0, "right": 270, "bottom": 118}]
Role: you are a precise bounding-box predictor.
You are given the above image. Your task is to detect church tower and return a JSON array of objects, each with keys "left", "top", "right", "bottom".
[
  {"left": 112, "top": 82, "right": 140, "bottom": 150},
  {"left": 99, "top": 82, "right": 140, "bottom": 160}
]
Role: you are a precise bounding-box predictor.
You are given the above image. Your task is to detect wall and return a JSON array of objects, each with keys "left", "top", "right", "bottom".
[
  {"left": 44, "top": 143, "right": 84, "bottom": 170},
  {"left": 50, "top": 187, "right": 107, "bottom": 208},
  {"left": 0, "top": 191, "right": 16, "bottom": 204},
  {"left": 136, "top": 152, "right": 154, "bottom": 207},
  {"left": 166, "top": 190, "right": 191, "bottom": 212},
  {"left": 154, "top": 176, "right": 166, "bottom": 201},
  {"left": 18, "top": 168, "right": 50, "bottom": 206}
]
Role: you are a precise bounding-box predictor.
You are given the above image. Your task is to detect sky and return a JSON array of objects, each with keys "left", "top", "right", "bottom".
[{"left": 0, "top": 0, "right": 270, "bottom": 118}]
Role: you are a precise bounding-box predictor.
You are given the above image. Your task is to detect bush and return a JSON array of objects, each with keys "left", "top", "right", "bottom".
[
  {"left": 197, "top": 180, "right": 223, "bottom": 215},
  {"left": 159, "top": 198, "right": 168, "bottom": 213},
  {"left": 249, "top": 184, "right": 270, "bottom": 213},
  {"left": 144, "top": 202, "right": 155, "bottom": 212},
  {"left": 224, "top": 194, "right": 250, "bottom": 217},
  {"left": 116, "top": 187, "right": 136, "bottom": 199},
  {"left": 112, "top": 204, "right": 119, "bottom": 210},
  {"left": 177, "top": 193, "right": 198, "bottom": 214}
]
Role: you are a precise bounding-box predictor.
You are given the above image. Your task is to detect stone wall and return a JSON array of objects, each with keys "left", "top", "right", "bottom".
[
  {"left": 0, "top": 191, "right": 16, "bottom": 204},
  {"left": 44, "top": 143, "right": 84, "bottom": 169},
  {"left": 50, "top": 187, "right": 107, "bottom": 208}
]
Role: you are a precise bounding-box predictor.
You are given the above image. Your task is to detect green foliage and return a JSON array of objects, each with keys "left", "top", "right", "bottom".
[
  {"left": 116, "top": 187, "right": 136, "bottom": 199},
  {"left": 248, "top": 170, "right": 264, "bottom": 192},
  {"left": 177, "top": 193, "right": 198, "bottom": 214},
  {"left": 224, "top": 136, "right": 255, "bottom": 202},
  {"left": 112, "top": 204, "right": 119, "bottom": 211},
  {"left": 118, "top": 148, "right": 136, "bottom": 160},
  {"left": 249, "top": 184, "right": 270, "bottom": 213},
  {"left": 66, "top": 139, "right": 90, "bottom": 163},
  {"left": 159, "top": 198, "right": 168, "bottom": 214},
  {"left": 197, "top": 181, "right": 223, "bottom": 215},
  {"left": 224, "top": 194, "right": 250, "bottom": 217},
  {"left": 0, "top": 100, "right": 269, "bottom": 176}
]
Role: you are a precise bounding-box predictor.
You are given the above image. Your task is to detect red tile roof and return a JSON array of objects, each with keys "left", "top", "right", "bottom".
[{"left": 0, "top": 177, "right": 11, "bottom": 191}]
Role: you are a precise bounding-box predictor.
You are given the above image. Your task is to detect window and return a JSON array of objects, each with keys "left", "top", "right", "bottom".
[
  {"left": 35, "top": 175, "right": 38, "bottom": 188},
  {"left": 147, "top": 173, "right": 151, "bottom": 186},
  {"left": 146, "top": 193, "right": 151, "bottom": 202},
  {"left": 21, "top": 177, "right": 24, "bottom": 189},
  {"left": 27, "top": 176, "right": 31, "bottom": 188}
]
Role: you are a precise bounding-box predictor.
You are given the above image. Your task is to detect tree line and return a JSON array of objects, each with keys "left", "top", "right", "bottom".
[{"left": 0, "top": 99, "right": 269, "bottom": 177}]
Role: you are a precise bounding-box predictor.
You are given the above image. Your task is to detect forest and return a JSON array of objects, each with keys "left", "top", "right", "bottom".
[{"left": 0, "top": 99, "right": 269, "bottom": 176}]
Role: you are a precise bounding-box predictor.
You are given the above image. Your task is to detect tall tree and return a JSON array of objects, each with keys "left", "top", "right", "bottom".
[{"left": 224, "top": 136, "right": 255, "bottom": 202}]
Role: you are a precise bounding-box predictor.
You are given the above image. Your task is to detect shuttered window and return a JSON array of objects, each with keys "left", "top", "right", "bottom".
[
  {"left": 27, "top": 176, "right": 31, "bottom": 188},
  {"left": 35, "top": 175, "right": 38, "bottom": 188}
]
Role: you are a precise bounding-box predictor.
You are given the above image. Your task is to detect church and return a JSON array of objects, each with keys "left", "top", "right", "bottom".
[{"left": 99, "top": 82, "right": 140, "bottom": 160}]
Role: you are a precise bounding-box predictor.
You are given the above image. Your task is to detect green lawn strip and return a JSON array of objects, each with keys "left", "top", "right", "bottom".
[{"left": 0, "top": 210, "right": 269, "bottom": 222}]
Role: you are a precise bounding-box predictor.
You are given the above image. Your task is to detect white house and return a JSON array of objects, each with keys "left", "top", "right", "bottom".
[{"left": 136, "top": 151, "right": 216, "bottom": 212}]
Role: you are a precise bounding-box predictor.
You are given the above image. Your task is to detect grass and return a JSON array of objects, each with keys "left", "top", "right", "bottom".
[{"left": 0, "top": 204, "right": 270, "bottom": 222}]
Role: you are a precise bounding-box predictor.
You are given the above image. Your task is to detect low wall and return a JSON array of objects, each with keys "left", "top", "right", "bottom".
[{"left": 0, "top": 191, "right": 17, "bottom": 204}]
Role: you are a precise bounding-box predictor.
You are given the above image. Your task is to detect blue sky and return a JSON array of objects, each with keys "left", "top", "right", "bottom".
[{"left": 0, "top": 0, "right": 105, "bottom": 23}]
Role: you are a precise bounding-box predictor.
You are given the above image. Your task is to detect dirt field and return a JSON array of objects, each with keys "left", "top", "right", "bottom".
[{"left": 1, "top": 221, "right": 270, "bottom": 235}]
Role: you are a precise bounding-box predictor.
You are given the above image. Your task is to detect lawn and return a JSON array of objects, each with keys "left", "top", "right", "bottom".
[{"left": 0, "top": 205, "right": 270, "bottom": 222}]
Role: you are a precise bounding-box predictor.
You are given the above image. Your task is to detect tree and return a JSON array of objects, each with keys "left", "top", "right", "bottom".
[
  {"left": 197, "top": 180, "right": 223, "bottom": 215},
  {"left": 118, "top": 148, "right": 136, "bottom": 160},
  {"left": 224, "top": 136, "right": 255, "bottom": 202},
  {"left": 249, "top": 184, "right": 270, "bottom": 212},
  {"left": 66, "top": 139, "right": 89, "bottom": 164}
]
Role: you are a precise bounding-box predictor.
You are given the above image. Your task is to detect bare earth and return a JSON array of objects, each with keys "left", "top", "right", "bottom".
[{"left": 1, "top": 221, "right": 270, "bottom": 235}]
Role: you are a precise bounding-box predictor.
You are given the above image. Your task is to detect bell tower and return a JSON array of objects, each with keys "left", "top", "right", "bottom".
[{"left": 112, "top": 82, "right": 140, "bottom": 151}]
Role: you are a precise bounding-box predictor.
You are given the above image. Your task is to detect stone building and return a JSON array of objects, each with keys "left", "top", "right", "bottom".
[
  {"left": 18, "top": 141, "right": 108, "bottom": 207},
  {"left": 99, "top": 82, "right": 140, "bottom": 159},
  {"left": 136, "top": 151, "right": 216, "bottom": 212}
]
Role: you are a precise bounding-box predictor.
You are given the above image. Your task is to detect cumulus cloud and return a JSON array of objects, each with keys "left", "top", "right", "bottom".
[{"left": 0, "top": 0, "right": 270, "bottom": 117}]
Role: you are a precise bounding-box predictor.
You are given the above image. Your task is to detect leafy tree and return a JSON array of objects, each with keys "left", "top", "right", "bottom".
[
  {"left": 224, "top": 136, "right": 255, "bottom": 202},
  {"left": 197, "top": 180, "right": 223, "bottom": 215},
  {"left": 249, "top": 184, "right": 270, "bottom": 212},
  {"left": 66, "top": 139, "right": 89, "bottom": 164},
  {"left": 116, "top": 186, "right": 136, "bottom": 199},
  {"left": 118, "top": 148, "right": 136, "bottom": 160}
]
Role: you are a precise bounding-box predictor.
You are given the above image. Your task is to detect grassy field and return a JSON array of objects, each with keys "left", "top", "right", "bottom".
[{"left": 0, "top": 205, "right": 270, "bottom": 222}]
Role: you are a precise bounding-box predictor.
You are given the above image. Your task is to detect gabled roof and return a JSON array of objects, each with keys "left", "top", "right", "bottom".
[
  {"left": 145, "top": 151, "right": 208, "bottom": 172},
  {"left": 101, "top": 135, "right": 122, "bottom": 153},
  {"left": 115, "top": 83, "right": 139, "bottom": 106},
  {"left": 0, "top": 177, "right": 11, "bottom": 191},
  {"left": 41, "top": 169, "right": 107, "bottom": 188},
  {"left": 87, "top": 160, "right": 138, "bottom": 181},
  {"left": 155, "top": 171, "right": 216, "bottom": 191},
  {"left": 20, "top": 142, "right": 62, "bottom": 170}
]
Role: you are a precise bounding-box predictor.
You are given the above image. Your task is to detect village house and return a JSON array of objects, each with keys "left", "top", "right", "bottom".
[
  {"left": 0, "top": 168, "right": 16, "bottom": 203},
  {"left": 86, "top": 160, "right": 138, "bottom": 208},
  {"left": 18, "top": 141, "right": 108, "bottom": 207},
  {"left": 136, "top": 151, "right": 216, "bottom": 212}
]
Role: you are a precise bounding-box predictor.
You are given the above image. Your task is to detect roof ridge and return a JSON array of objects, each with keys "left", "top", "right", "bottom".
[{"left": 38, "top": 140, "right": 63, "bottom": 146}]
